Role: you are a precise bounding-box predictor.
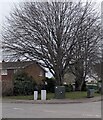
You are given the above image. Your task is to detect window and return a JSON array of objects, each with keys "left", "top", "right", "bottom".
[{"left": 1, "top": 69, "right": 7, "bottom": 75}]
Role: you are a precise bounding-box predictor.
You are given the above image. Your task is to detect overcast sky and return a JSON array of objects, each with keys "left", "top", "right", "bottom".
[
  {"left": 0, "top": 0, "right": 103, "bottom": 77},
  {"left": 0, "top": 0, "right": 102, "bottom": 24}
]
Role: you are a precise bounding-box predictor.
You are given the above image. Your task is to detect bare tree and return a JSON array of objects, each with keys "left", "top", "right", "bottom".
[
  {"left": 2, "top": 1, "right": 101, "bottom": 86},
  {"left": 69, "top": 14, "right": 101, "bottom": 90}
]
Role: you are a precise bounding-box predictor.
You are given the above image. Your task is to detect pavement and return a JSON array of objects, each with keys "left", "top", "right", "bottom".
[{"left": 2, "top": 96, "right": 102, "bottom": 104}]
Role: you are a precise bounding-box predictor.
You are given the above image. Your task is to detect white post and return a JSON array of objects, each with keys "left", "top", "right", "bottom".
[
  {"left": 34, "top": 91, "right": 38, "bottom": 100},
  {"left": 41, "top": 90, "right": 46, "bottom": 100}
]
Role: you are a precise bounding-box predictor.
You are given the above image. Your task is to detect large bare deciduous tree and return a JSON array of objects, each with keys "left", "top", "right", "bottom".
[
  {"left": 69, "top": 13, "right": 101, "bottom": 90},
  {"left": 2, "top": 1, "right": 101, "bottom": 87}
]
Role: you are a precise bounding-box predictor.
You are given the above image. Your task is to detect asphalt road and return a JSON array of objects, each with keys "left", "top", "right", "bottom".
[{"left": 2, "top": 101, "right": 101, "bottom": 118}]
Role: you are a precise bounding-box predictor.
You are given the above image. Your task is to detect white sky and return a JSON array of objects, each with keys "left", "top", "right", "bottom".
[
  {"left": 0, "top": 0, "right": 103, "bottom": 77},
  {"left": 0, "top": 0, "right": 102, "bottom": 23},
  {"left": 0, "top": 0, "right": 102, "bottom": 37}
]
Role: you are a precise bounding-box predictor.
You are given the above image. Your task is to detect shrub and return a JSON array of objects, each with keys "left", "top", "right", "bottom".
[
  {"left": 64, "top": 84, "right": 73, "bottom": 92},
  {"left": 97, "top": 80, "right": 102, "bottom": 93},
  {"left": 44, "top": 77, "right": 56, "bottom": 93},
  {"left": 13, "top": 72, "right": 36, "bottom": 95}
]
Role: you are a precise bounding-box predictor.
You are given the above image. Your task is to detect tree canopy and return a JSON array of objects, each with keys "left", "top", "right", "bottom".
[{"left": 2, "top": 1, "right": 101, "bottom": 86}]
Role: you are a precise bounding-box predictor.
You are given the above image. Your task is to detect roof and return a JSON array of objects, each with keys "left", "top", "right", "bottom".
[{"left": 0, "top": 61, "right": 46, "bottom": 72}]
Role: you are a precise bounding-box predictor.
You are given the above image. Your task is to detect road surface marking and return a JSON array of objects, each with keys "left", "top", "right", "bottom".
[{"left": 13, "top": 108, "right": 24, "bottom": 110}]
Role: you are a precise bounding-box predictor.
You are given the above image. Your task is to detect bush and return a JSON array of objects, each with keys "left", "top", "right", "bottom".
[
  {"left": 97, "top": 81, "right": 102, "bottom": 93},
  {"left": 44, "top": 77, "right": 56, "bottom": 93},
  {"left": 13, "top": 72, "right": 36, "bottom": 95},
  {"left": 64, "top": 84, "right": 73, "bottom": 92}
]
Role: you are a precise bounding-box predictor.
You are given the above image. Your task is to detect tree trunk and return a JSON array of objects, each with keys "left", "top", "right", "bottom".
[
  {"left": 81, "top": 81, "right": 86, "bottom": 91},
  {"left": 75, "top": 77, "right": 86, "bottom": 91},
  {"left": 55, "top": 74, "right": 64, "bottom": 86}
]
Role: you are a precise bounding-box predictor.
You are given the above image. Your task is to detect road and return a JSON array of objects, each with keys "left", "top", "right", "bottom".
[{"left": 2, "top": 101, "right": 101, "bottom": 118}]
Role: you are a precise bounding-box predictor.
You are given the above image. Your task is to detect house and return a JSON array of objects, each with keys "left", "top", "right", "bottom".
[
  {"left": 0, "top": 60, "right": 46, "bottom": 95},
  {"left": 64, "top": 72, "right": 75, "bottom": 85},
  {"left": 93, "top": 62, "right": 101, "bottom": 80}
]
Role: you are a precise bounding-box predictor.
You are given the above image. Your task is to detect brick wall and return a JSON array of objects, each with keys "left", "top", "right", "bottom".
[
  {"left": 23, "top": 63, "right": 45, "bottom": 84},
  {"left": 1, "top": 62, "right": 46, "bottom": 95},
  {"left": 2, "top": 69, "right": 14, "bottom": 95}
]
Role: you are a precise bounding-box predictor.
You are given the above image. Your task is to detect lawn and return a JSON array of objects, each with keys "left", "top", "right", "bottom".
[
  {"left": 3, "top": 91, "right": 101, "bottom": 100},
  {"left": 66, "top": 92, "right": 100, "bottom": 99}
]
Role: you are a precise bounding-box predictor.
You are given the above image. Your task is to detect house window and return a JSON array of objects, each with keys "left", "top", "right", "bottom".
[
  {"left": 1, "top": 69, "right": 7, "bottom": 75},
  {"left": 39, "top": 71, "right": 43, "bottom": 76}
]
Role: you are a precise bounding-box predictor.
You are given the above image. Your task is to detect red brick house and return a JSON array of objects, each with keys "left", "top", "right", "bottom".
[{"left": 0, "top": 61, "right": 46, "bottom": 95}]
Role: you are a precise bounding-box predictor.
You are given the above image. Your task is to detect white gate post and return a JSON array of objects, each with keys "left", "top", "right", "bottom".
[
  {"left": 41, "top": 90, "right": 46, "bottom": 100},
  {"left": 34, "top": 91, "right": 38, "bottom": 100}
]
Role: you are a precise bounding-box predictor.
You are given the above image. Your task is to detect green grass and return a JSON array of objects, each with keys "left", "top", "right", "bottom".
[
  {"left": 3, "top": 91, "right": 101, "bottom": 100},
  {"left": 66, "top": 92, "right": 100, "bottom": 99},
  {"left": 3, "top": 95, "right": 34, "bottom": 100}
]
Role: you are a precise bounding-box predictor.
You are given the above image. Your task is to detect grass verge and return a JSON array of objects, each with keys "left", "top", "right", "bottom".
[{"left": 3, "top": 91, "right": 101, "bottom": 100}]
